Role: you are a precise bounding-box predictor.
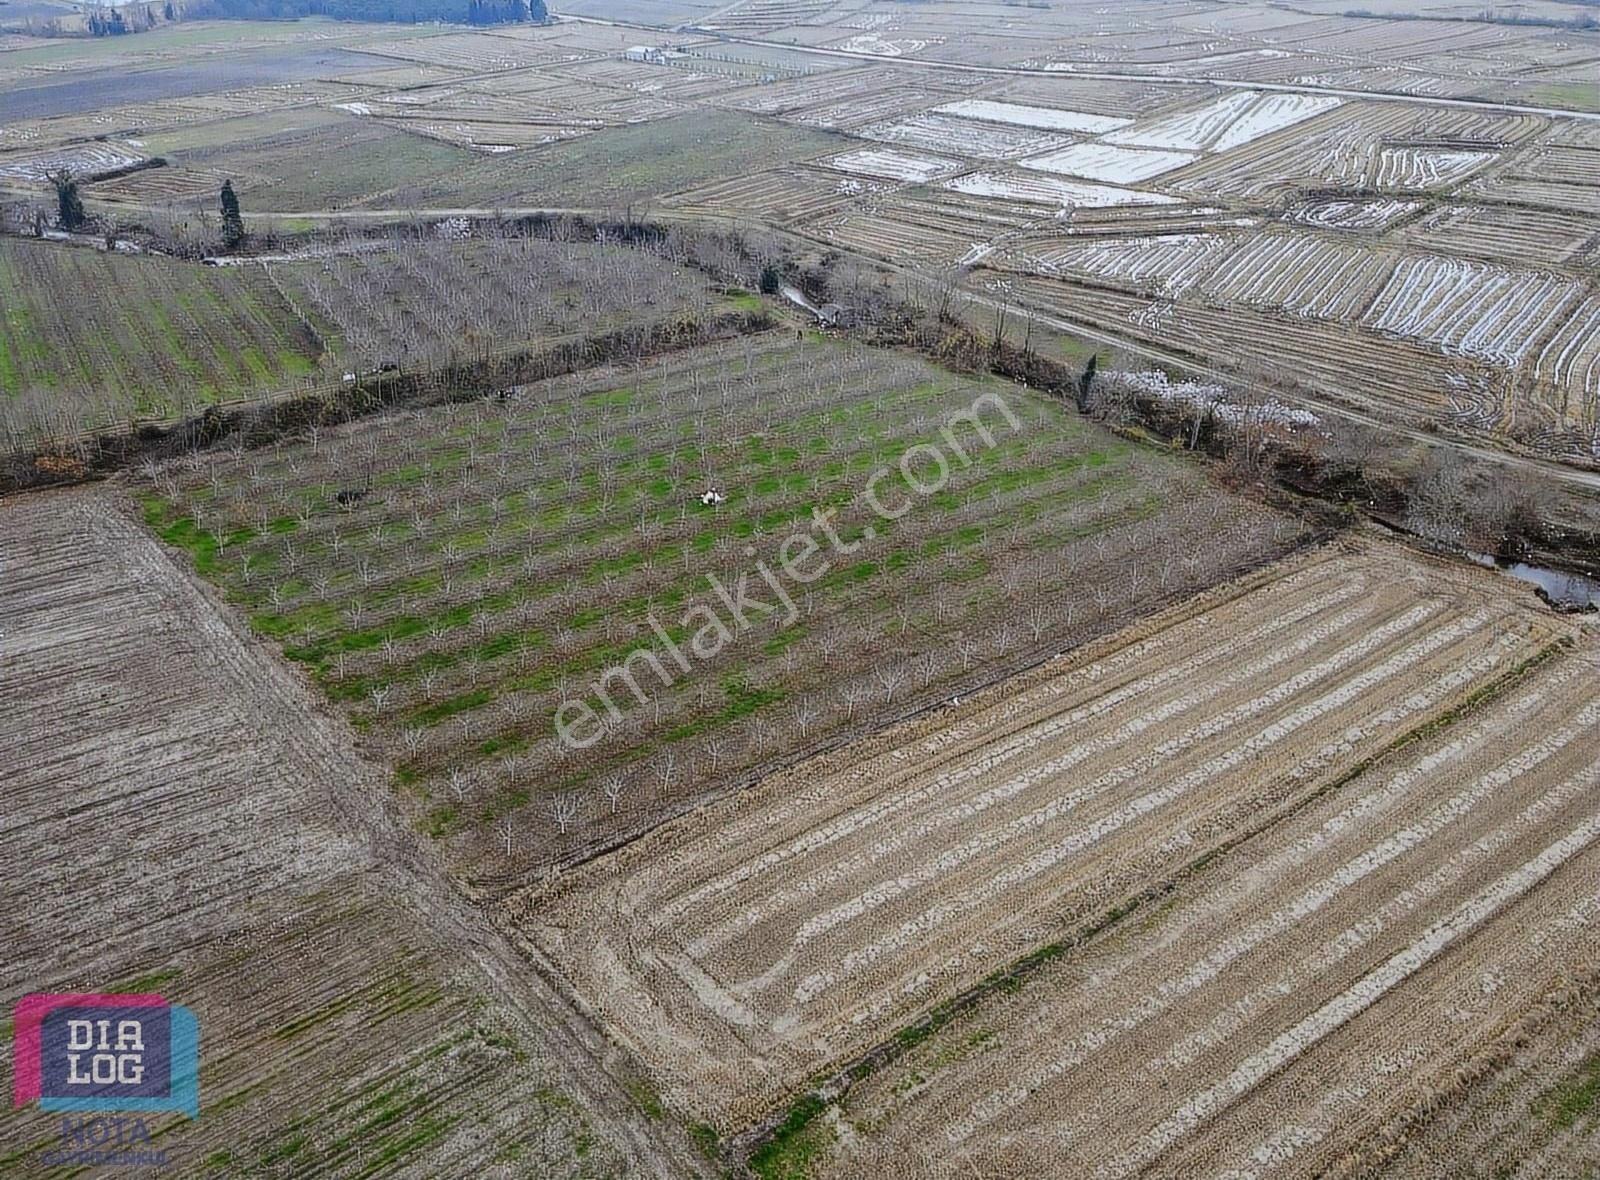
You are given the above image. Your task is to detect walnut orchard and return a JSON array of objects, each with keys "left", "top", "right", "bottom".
[{"left": 554, "top": 389, "right": 1024, "bottom": 749}]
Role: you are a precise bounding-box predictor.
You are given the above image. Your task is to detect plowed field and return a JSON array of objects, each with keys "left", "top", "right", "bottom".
[
  {"left": 0, "top": 490, "right": 695, "bottom": 1179},
  {"left": 807, "top": 623, "right": 1600, "bottom": 1179},
  {"left": 514, "top": 540, "right": 1578, "bottom": 1134}
]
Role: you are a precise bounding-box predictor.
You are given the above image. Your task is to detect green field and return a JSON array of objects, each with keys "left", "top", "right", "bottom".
[
  {"left": 136, "top": 107, "right": 358, "bottom": 156},
  {"left": 141, "top": 331, "right": 1292, "bottom": 891},
  {"left": 0, "top": 17, "right": 423, "bottom": 66},
  {"left": 146, "top": 113, "right": 480, "bottom": 212},
  {"left": 366, "top": 109, "right": 848, "bottom": 211},
  {"left": 82, "top": 105, "right": 839, "bottom": 219},
  {"left": 1533, "top": 80, "right": 1600, "bottom": 113},
  {"left": 0, "top": 238, "right": 320, "bottom": 436}
]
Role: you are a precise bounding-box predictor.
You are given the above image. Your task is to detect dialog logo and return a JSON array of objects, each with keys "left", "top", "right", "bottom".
[{"left": 13, "top": 993, "right": 199, "bottom": 1119}]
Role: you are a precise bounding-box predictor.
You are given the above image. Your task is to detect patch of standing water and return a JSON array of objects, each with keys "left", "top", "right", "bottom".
[{"left": 1468, "top": 553, "right": 1600, "bottom": 611}]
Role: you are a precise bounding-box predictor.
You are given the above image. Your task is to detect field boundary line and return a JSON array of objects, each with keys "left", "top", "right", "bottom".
[
  {"left": 503, "top": 531, "right": 1570, "bottom": 904},
  {"left": 109, "top": 489, "right": 721, "bottom": 1179},
  {"left": 726, "top": 632, "right": 1577, "bottom": 1176},
  {"left": 498, "top": 529, "right": 1336, "bottom": 902},
  {"left": 3, "top": 306, "right": 774, "bottom": 492}
]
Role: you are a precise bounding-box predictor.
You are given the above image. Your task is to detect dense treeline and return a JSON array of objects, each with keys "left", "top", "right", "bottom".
[
  {"left": 175, "top": 0, "right": 544, "bottom": 22},
  {"left": 1343, "top": 5, "right": 1599, "bottom": 30},
  {"left": 85, "top": 4, "right": 171, "bottom": 35}
]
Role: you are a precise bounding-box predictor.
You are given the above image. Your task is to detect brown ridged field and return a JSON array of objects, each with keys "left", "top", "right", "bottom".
[{"left": 513, "top": 541, "right": 1588, "bottom": 1146}]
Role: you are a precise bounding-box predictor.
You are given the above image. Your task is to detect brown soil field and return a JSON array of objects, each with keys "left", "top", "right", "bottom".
[
  {"left": 511, "top": 538, "right": 1577, "bottom": 1133},
  {"left": 807, "top": 624, "right": 1599, "bottom": 1179},
  {"left": 0, "top": 489, "right": 702, "bottom": 1178},
  {"left": 1354, "top": 969, "right": 1600, "bottom": 1179}
]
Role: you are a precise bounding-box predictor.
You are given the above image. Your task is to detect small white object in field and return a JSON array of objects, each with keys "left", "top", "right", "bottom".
[{"left": 701, "top": 490, "right": 727, "bottom": 506}]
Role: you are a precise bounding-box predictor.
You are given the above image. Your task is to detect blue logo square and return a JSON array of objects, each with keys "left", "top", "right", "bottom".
[{"left": 40, "top": 1007, "right": 173, "bottom": 1102}]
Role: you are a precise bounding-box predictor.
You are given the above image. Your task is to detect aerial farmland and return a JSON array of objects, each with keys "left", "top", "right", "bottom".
[{"left": 1, "top": 1, "right": 1598, "bottom": 1178}]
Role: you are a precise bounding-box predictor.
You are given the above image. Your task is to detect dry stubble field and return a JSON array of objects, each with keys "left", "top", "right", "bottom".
[
  {"left": 1371, "top": 978, "right": 1600, "bottom": 1179},
  {"left": 512, "top": 540, "right": 1586, "bottom": 1145},
  {"left": 813, "top": 621, "right": 1600, "bottom": 1180}
]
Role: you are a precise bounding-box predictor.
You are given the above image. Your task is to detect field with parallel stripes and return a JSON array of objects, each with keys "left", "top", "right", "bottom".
[
  {"left": 1389, "top": 204, "right": 1598, "bottom": 268},
  {"left": 809, "top": 616, "right": 1597, "bottom": 1179},
  {"left": 0, "top": 237, "right": 321, "bottom": 438},
  {"left": 1195, "top": 232, "right": 1392, "bottom": 319},
  {"left": 0, "top": 491, "right": 661, "bottom": 1179},
  {"left": 1018, "top": 231, "right": 1236, "bottom": 296},
  {"left": 856, "top": 111, "right": 1071, "bottom": 160},
  {"left": 139, "top": 333, "right": 1300, "bottom": 892},
  {"left": 664, "top": 166, "right": 857, "bottom": 222},
  {"left": 1362, "top": 256, "right": 1583, "bottom": 368},
  {"left": 514, "top": 541, "right": 1574, "bottom": 1133},
  {"left": 1532, "top": 295, "right": 1600, "bottom": 434},
  {"left": 1367, "top": 972, "right": 1600, "bottom": 1179},
  {"left": 1008, "top": 276, "right": 1466, "bottom": 427}
]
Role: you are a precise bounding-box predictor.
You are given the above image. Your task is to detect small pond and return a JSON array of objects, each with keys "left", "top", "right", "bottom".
[{"left": 1468, "top": 553, "right": 1600, "bottom": 611}]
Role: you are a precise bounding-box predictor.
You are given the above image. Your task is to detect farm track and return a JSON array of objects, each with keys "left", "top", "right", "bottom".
[
  {"left": 822, "top": 629, "right": 1600, "bottom": 1178},
  {"left": 511, "top": 538, "right": 1577, "bottom": 1132},
  {"left": 0, "top": 488, "right": 710, "bottom": 1179}
]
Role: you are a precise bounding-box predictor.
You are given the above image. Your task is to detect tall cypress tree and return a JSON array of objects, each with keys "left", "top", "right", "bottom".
[
  {"left": 46, "top": 170, "right": 86, "bottom": 231},
  {"left": 219, "top": 179, "right": 246, "bottom": 250},
  {"left": 1077, "top": 352, "right": 1098, "bottom": 413}
]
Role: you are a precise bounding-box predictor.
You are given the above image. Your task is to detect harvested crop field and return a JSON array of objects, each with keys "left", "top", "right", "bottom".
[
  {"left": 1369, "top": 969, "right": 1600, "bottom": 1179},
  {"left": 1003, "top": 277, "right": 1517, "bottom": 441},
  {"left": 788, "top": 612, "right": 1598, "bottom": 1180},
  {"left": 0, "top": 490, "right": 686, "bottom": 1178},
  {"left": 512, "top": 540, "right": 1575, "bottom": 1132},
  {"left": 856, "top": 111, "right": 1071, "bottom": 161},
  {"left": 663, "top": 166, "right": 856, "bottom": 223}
]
